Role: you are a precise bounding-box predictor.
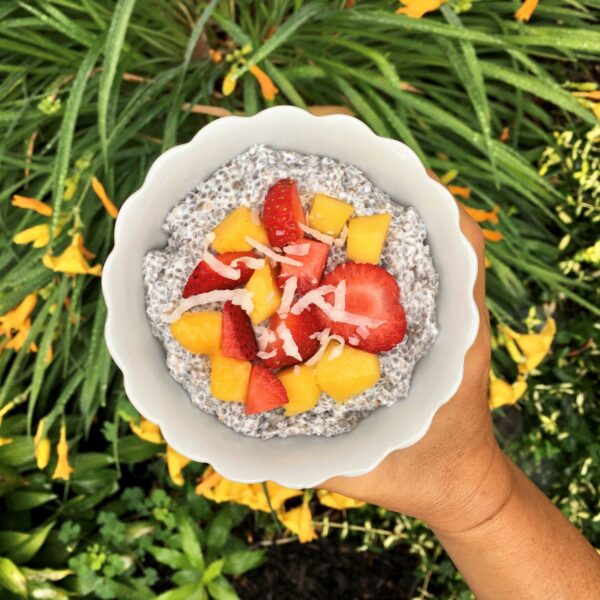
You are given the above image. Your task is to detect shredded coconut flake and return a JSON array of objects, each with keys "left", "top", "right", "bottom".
[
  {"left": 305, "top": 328, "right": 332, "bottom": 366},
  {"left": 293, "top": 365, "right": 301, "bottom": 375},
  {"left": 255, "top": 326, "right": 276, "bottom": 351},
  {"left": 348, "top": 336, "right": 360, "bottom": 345},
  {"left": 328, "top": 336, "right": 346, "bottom": 360},
  {"left": 202, "top": 233, "right": 241, "bottom": 280},
  {"left": 290, "top": 285, "right": 336, "bottom": 315},
  {"left": 245, "top": 236, "right": 302, "bottom": 266},
  {"left": 333, "top": 280, "right": 346, "bottom": 312},
  {"left": 357, "top": 325, "right": 371, "bottom": 338},
  {"left": 284, "top": 242, "right": 311, "bottom": 256},
  {"left": 298, "top": 222, "right": 335, "bottom": 245},
  {"left": 276, "top": 322, "right": 302, "bottom": 361},
  {"left": 162, "top": 289, "right": 253, "bottom": 323},
  {"left": 334, "top": 225, "right": 349, "bottom": 247},
  {"left": 257, "top": 349, "right": 277, "bottom": 360},
  {"left": 230, "top": 256, "right": 265, "bottom": 270},
  {"left": 278, "top": 276, "right": 297, "bottom": 317},
  {"left": 249, "top": 209, "right": 260, "bottom": 225}
]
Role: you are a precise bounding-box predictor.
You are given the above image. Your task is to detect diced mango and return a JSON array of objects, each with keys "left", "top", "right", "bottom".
[
  {"left": 347, "top": 213, "right": 392, "bottom": 264},
  {"left": 210, "top": 353, "right": 252, "bottom": 402},
  {"left": 245, "top": 263, "right": 281, "bottom": 324},
  {"left": 308, "top": 193, "right": 354, "bottom": 236},
  {"left": 170, "top": 312, "right": 222, "bottom": 355},
  {"left": 315, "top": 342, "right": 380, "bottom": 402},
  {"left": 277, "top": 365, "right": 321, "bottom": 416},
  {"left": 212, "top": 206, "right": 269, "bottom": 253}
]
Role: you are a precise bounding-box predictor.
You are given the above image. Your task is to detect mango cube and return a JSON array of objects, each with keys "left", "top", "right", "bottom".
[
  {"left": 212, "top": 206, "right": 269, "bottom": 253},
  {"left": 170, "top": 312, "right": 222, "bottom": 355},
  {"left": 308, "top": 193, "right": 354, "bottom": 236},
  {"left": 347, "top": 213, "right": 392, "bottom": 264},
  {"left": 210, "top": 353, "right": 252, "bottom": 402},
  {"left": 315, "top": 342, "right": 380, "bottom": 402},
  {"left": 245, "top": 263, "right": 281, "bottom": 324},
  {"left": 277, "top": 365, "right": 321, "bottom": 416}
]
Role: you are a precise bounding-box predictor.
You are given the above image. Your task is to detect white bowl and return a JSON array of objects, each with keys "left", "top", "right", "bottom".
[{"left": 102, "top": 106, "right": 478, "bottom": 488}]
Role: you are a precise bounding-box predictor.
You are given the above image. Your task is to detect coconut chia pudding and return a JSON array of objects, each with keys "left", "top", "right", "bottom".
[{"left": 143, "top": 144, "right": 438, "bottom": 439}]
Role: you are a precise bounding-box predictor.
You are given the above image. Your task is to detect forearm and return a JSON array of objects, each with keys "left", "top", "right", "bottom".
[{"left": 432, "top": 454, "right": 600, "bottom": 599}]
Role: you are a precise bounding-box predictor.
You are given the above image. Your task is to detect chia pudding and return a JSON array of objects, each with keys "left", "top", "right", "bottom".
[{"left": 143, "top": 144, "right": 438, "bottom": 438}]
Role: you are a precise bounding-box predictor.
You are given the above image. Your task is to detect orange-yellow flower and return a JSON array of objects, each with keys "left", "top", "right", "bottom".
[
  {"left": 489, "top": 372, "right": 528, "bottom": 409},
  {"left": 500, "top": 318, "right": 556, "bottom": 373},
  {"left": 222, "top": 69, "right": 238, "bottom": 96},
  {"left": 482, "top": 229, "right": 503, "bottom": 242},
  {"left": 463, "top": 205, "right": 500, "bottom": 225},
  {"left": 42, "top": 233, "right": 102, "bottom": 276},
  {"left": 515, "top": 0, "right": 539, "bottom": 22},
  {"left": 91, "top": 177, "right": 118, "bottom": 219},
  {"left": 317, "top": 490, "right": 365, "bottom": 509},
  {"left": 34, "top": 418, "right": 51, "bottom": 468},
  {"left": 209, "top": 49, "right": 223, "bottom": 63},
  {"left": 0, "top": 294, "right": 38, "bottom": 354},
  {"left": 129, "top": 418, "right": 165, "bottom": 444},
  {"left": 248, "top": 65, "right": 278, "bottom": 101},
  {"left": 278, "top": 495, "right": 317, "bottom": 543},
  {"left": 396, "top": 0, "right": 445, "bottom": 18},
  {"left": 52, "top": 421, "right": 73, "bottom": 480},
  {"left": 165, "top": 445, "right": 191, "bottom": 486},
  {"left": 11, "top": 195, "right": 53, "bottom": 217},
  {"left": 195, "top": 466, "right": 223, "bottom": 496},
  {"left": 448, "top": 185, "right": 471, "bottom": 199},
  {"left": 499, "top": 127, "right": 511, "bottom": 142},
  {"left": 13, "top": 224, "right": 51, "bottom": 248}
]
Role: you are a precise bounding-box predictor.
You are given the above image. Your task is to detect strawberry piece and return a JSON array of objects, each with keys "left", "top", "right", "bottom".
[
  {"left": 317, "top": 262, "right": 407, "bottom": 353},
  {"left": 262, "top": 179, "right": 306, "bottom": 248},
  {"left": 261, "top": 310, "right": 321, "bottom": 369},
  {"left": 221, "top": 301, "right": 258, "bottom": 361},
  {"left": 182, "top": 252, "right": 256, "bottom": 298},
  {"left": 245, "top": 364, "right": 289, "bottom": 414},
  {"left": 278, "top": 240, "right": 330, "bottom": 294}
]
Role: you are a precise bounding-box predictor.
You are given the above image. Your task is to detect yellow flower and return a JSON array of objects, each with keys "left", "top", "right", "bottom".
[
  {"left": 396, "top": 0, "right": 445, "bottom": 18},
  {"left": 462, "top": 205, "right": 500, "bottom": 225},
  {"left": 482, "top": 229, "right": 503, "bottom": 242},
  {"left": 515, "top": 0, "right": 539, "bottom": 22},
  {"left": 52, "top": 421, "right": 73, "bottom": 480},
  {"left": 500, "top": 317, "right": 556, "bottom": 373},
  {"left": 42, "top": 233, "right": 102, "bottom": 276},
  {"left": 278, "top": 495, "right": 317, "bottom": 543},
  {"left": 129, "top": 418, "right": 164, "bottom": 444},
  {"left": 489, "top": 372, "right": 527, "bottom": 409},
  {"left": 34, "top": 419, "right": 51, "bottom": 469},
  {"left": 64, "top": 175, "right": 79, "bottom": 201},
  {"left": 11, "top": 195, "right": 53, "bottom": 216},
  {"left": 222, "top": 70, "right": 238, "bottom": 96},
  {"left": 317, "top": 490, "right": 365, "bottom": 510},
  {"left": 0, "top": 401, "right": 18, "bottom": 447},
  {"left": 91, "top": 177, "right": 119, "bottom": 219},
  {"left": 0, "top": 294, "right": 38, "bottom": 354},
  {"left": 248, "top": 65, "right": 278, "bottom": 101},
  {"left": 13, "top": 224, "right": 51, "bottom": 248},
  {"left": 448, "top": 185, "right": 471, "bottom": 199},
  {"left": 165, "top": 446, "right": 191, "bottom": 486},
  {"left": 195, "top": 466, "right": 223, "bottom": 495}
]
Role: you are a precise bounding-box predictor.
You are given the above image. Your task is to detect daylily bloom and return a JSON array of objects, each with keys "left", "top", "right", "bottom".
[
  {"left": 515, "top": 0, "right": 539, "bottom": 22},
  {"left": 317, "top": 490, "right": 365, "bottom": 509},
  {"left": 91, "top": 177, "right": 119, "bottom": 219},
  {"left": 499, "top": 127, "right": 511, "bottom": 142},
  {"left": 34, "top": 419, "right": 51, "bottom": 468},
  {"left": 195, "top": 466, "right": 223, "bottom": 496},
  {"left": 0, "top": 401, "right": 17, "bottom": 446},
  {"left": 500, "top": 318, "right": 556, "bottom": 373},
  {"left": 278, "top": 495, "right": 317, "bottom": 543},
  {"left": 0, "top": 294, "right": 38, "bottom": 353},
  {"left": 489, "top": 372, "right": 528, "bottom": 409},
  {"left": 448, "top": 185, "right": 471, "bottom": 199},
  {"left": 42, "top": 233, "right": 102, "bottom": 276},
  {"left": 11, "top": 195, "right": 53, "bottom": 216},
  {"left": 248, "top": 65, "right": 278, "bottom": 101},
  {"left": 463, "top": 205, "right": 499, "bottom": 225},
  {"left": 209, "top": 49, "right": 223, "bottom": 63},
  {"left": 129, "top": 418, "right": 165, "bottom": 444},
  {"left": 165, "top": 446, "right": 191, "bottom": 486},
  {"left": 52, "top": 421, "right": 73, "bottom": 480},
  {"left": 396, "top": 0, "right": 445, "bottom": 18},
  {"left": 222, "top": 69, "right": 238, "bottom": 96},
  {"left": 482, "top": 229, "right": 503, "bottom": 242},
  {"left": 13, "top": 224, "right": 51, "bottom": 248}
]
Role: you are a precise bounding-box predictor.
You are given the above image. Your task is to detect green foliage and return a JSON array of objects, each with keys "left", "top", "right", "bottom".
[{"left": 0, "top": 1, "right": 598, "bottom": 598}]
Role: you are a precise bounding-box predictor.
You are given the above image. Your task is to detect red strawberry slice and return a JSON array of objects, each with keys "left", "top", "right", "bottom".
[
  {"left": 183, "top": 251, "right": 256, "bottom": 298},
  {"left": 278, "top": 240, "right": 330, "bottom": 294},
  {"left": 221, "top": 301, "right": 258, "bottom": 361},
  {"left": 317, "top": 262, "right": 406, "bottom": 353},
  {"left": 262, "top": 179, "right": 306, "bottom": 248},
  {"left": 261, "top": 310, "right": 321, "bottom": 369},
  {"left": 245, "top": 364, "right": 289, "bottom": 414}
]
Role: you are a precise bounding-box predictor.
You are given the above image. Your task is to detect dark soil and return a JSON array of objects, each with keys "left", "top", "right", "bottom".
[{"left": 234, "top": 537, "right": 418, "bottom": 599}]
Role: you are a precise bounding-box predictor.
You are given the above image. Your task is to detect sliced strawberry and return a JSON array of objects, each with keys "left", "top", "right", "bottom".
[
  {"left": 262, "top": 179, "right": 306, "bottom": 248},
  {"left": 278, "top": 240, "right": 330, "bottom": 294},
  {"left": 183, "top": 251, "right": 256, "bottom": 298},
  {"left": 317, "top": 262, "right": 406, "bottom": 353},
  {"left": 245, "top": 364, "right": 288, "bottom": 414},
  {"left": 221, "top": 301, "right": 258, "bottom": 361},
  {"left": 261, "top": 310, "right": 321, "bottom": 369}
]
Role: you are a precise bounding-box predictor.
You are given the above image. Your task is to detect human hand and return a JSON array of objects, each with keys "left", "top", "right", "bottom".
[{"left": 320, "top": 199, "right": 513, "bottom": 534}]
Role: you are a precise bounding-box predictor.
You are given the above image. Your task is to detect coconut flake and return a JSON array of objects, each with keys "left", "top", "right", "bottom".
[
  {"left": 305, "top": 328, "right": 331, "bottom": 366},
  {"left": 328, "top": 335, "right": 346, "bottom": 360},
  {"left": 245, "top": 236, "right": 302, "bottom": 266},
  {"left": 357, "top": 325, "right": 370, "bottom": 338},
  {"left": 230, "top": 256, "right": 266, "bottom": 270},
  {"left": 330, "top": 309, "right": 385, "bottom": 329},
  {"left": 333, "top": 280, "right": 346, "bottom": 312},
  {"left": 276, "top": 323, "right": 302, "bottom": 361},
  {"left": 202, "top": 233, "right": 241, "bottom": 280},
  {"left": 290, "top": 285, "right": 336, "bottom": 315},
  {"left": 249, "top": 209, "right": 260, "bottom": 225},
  {"left": 284, "top": 242, "right": 311, "bottom": 256},
  {"left": 257, "top": 349, "right": 277, "bottom": 360},
  {"left": 293, "top": 365, "right": 301, "bottom": 375},
  {"left": 162, "top": 289, "right": 253, "bottom": 323},
  {"left": 298, "top": 222, "right": 336, "bottom": 245},
  {"left": 278, "top": 276, "right": 297, "bottom": 317},
  {"left": 348, "top": 336, "right": 360, "bottom": 345},
  {"left": 334, "top": 225, "right": 349, "bottom": 248},
  {"left": 255, "top": 326, "right": 276, "bottom": 351}
]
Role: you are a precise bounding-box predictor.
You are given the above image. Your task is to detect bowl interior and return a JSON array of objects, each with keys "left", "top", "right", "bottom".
[{"left": 103, "top": 107, "right": 478, "bottom": 488}]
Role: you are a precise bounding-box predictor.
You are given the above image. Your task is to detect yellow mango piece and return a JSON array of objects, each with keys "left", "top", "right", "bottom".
[
  {"left": 308, "top": 193, "right": 354, "bottom": 236},
  {"left": 315, "top": 342, "right": 380, "bottom": 403},
  {"left": 212, "top": 206, "right": 269, "bottom": 253},
  {"left": 170, "top": 312, "right": 222, "bottom": 355},
  {"left": 277, "top": 365, "right": 321, "bottom": 416},
  {"left": 210, "top": 353, "right": 252, "bottom": 402},
  {"left": 347, "top": 213, "right": 392, "bottom": 265},
  {"left": 245, "top": 263, "right": 281, "bottom": 324}
]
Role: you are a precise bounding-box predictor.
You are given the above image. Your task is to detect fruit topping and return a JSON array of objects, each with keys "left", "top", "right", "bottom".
[
  {"left": 245, "top": 263, "right": 282, "bottom": 324},
  {"left": 212, "top": 206, "right": 269, "bottom": 253},
  {"left": 277, "top": 365, "right": 321, "bottom": 416},
  {"left": 170, "top": 312, "right": 222, "bottom": 355},
  {"left": 210, "top": 353, "right": 252, "bottom": 402},
  {"left": 245, "top": 364, "right": 289, "bottom": 414},
  {"left": 278, "top": 239, "right": 330, "bottom": 294},
  {"left": 308, "top": 193, "right": 354, "bottom": 236},
  {"left": 163, "top": 288, "right": 254, "bottom": 323},
  {"left": 347, "top": 213, "right": 392, "bottom": 265},
  {"left": 262, "top": 179, "right": 306, "bottom": 248},
  {"left": 221, "top": 301, "right": 258, "bottom": 361}
]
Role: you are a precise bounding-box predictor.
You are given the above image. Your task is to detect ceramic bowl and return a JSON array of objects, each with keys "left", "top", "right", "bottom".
[{"left": 102, "top": 106, "right": 479, "bottom": 488}]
